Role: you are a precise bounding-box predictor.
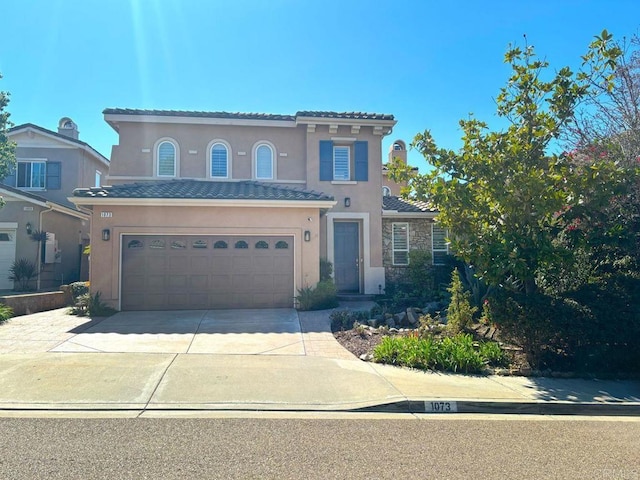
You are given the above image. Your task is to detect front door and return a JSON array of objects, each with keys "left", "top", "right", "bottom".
[{"left": 334, "top": 222, "right": 360, "bottom": 293}]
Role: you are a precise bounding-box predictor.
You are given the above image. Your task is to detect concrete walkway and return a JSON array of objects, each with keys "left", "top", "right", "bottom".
[{"left": 0, "top": 307, "right": 638, "bottom": 416}]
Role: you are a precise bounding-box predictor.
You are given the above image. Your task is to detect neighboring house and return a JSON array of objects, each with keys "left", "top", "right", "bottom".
[
  {"left": 70, "top": 108, "right": 448, "bottom": 311},
  {"left": 0, "top": 118, "right": 109, "bottom": 290},
  {"left": 381, "top": 195, "right": 448, "bottom": 283}
]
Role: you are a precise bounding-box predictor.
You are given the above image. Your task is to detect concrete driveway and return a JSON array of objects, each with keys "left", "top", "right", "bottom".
[{"left": 51, "top": 309, "right": 305, "bottom": 355}]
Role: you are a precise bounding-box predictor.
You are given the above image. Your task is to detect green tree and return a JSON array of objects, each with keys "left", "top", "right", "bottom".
[
  {"left": 446, "top": 268, "right": 477, "bottom": 334},
  {"left": 390, "top": 31, "right": 625, "bottom": 296},
  {"left": 0, "top": 72, "right": 16, "bottom": 202}
]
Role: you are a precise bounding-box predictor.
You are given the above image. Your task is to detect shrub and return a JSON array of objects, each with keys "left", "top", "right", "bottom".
[
  {"left": 330, "top": 309, "right": 372, "bottom": 330},
  {"left": 320, "top": 258, "right": 333, "bottom": 282},
  {"left": 373, "top": 333, "right": 502, "bottom": 374},
  {"left": 446, "top": 268, "right": 477, "bottom": 334},
  {"left": 69, "top": 281, "right": 90, "bottom": 301},
  {"left": 407, "top": 249, "right": 435, "bottom": 297},
  {"left": 70, "top": 291, "right": 117, "bottom": 317},
  {"left": 0, "top": 303, "right": 13, "bottom": 323},
  {"left": 8, "top": 258, "right": 37, "bottom": 291},
  {"left": 296, "top": 280, "right": 339, "bottom": 311},
  {"left": 330, "top": 309, "right": 353, "bottom": 330}
]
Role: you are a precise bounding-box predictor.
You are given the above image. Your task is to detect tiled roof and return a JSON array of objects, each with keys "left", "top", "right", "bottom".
[
  {"left": 73, "top": 179, "right": 335, "bottom": 202},
  {"left": 296, "top": 111, "right": 395, "bottom": 121},
  {"left": 0, "top": 183, "right": 80, "bottom": 211},
  {"left": 103, "top": 108, "right": 394, "bottom": 122},
  {"left": 103, "top": 108, "right": 296, "bottom": 121},
  {"left": 8, "top": 123, "right": 109, "bottom": 163},
  {"left": 382, "top": 195, "right": 438, "bottom": 213}
]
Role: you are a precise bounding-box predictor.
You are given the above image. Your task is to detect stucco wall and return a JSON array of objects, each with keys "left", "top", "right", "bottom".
[{"left": 108, "top": 122, "right": 307, "bottom": 182}]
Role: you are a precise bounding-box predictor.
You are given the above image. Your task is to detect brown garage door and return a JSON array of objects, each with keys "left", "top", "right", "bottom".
[{"left": 121, "top": 235, "right": 294, "bottom": 310}]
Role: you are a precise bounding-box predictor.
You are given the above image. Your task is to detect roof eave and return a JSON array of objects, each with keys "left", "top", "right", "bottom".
[{"left": 69, "top": 197, "right": 337, "bottom": 209}]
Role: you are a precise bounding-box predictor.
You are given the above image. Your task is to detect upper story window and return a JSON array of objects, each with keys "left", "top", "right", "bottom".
[
  {"left": 210, "top": 142, "right": 229, "bottom": 178},
  {"left": 333, "top": 146, "right": 350, "bottom": 181},
  {"left": 10, "top": 159, "right": 61, "bottom": 191},
  {"left": 382, "top": 186, "right": 391, "bottom": 197},
  {"left": 95, "top": 170, "right": 102, "bottom": 187},
  {"left": 320, "top": 140, "right": 368, "bottom": 182},
  {"left": 18, "top": 161, "right": 46, "bottom": 189},
  {"left": 255, "top": 143, "right": 274, "bottom": 180},
  {"left": 156, "top": 140, "right": 177, "bottom": 177}
]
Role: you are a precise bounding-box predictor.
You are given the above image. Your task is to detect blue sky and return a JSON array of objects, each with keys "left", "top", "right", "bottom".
[{"left": 1, "top": 0, "right": 638, "bottom": 168}]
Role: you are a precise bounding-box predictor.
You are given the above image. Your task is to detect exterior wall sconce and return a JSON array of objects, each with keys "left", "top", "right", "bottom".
[
  {"left": 102, "top": 228, "right": 111, "bottom": 241},
  {"left": 344, "top": 197, "right": 351, "bottom": 208},
  {"left": 26, "top": 222, "right": 32, "bottom": 235},
  {"left": 304, "top": 230, "right": 311, "bottom": 242}
]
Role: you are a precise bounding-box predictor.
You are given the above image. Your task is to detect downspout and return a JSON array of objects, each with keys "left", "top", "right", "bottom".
[{"left": 38, "top": 205, "right": 55, "bottom": 290}]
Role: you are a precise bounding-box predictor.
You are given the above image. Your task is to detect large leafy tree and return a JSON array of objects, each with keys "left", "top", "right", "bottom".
[
  {"left": 390, "top": 31, "right": 625, "bottom": 296},
  {"left": 0, "top": 72, "right": 16, "bottom": 204}
]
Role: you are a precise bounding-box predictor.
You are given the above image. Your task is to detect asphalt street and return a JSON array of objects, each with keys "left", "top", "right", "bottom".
[{"left": 0, "top": 415, "right": 638, "bottom": 479}]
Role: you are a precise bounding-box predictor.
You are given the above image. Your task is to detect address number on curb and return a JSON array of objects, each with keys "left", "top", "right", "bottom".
[{"left": 425, "top": 401, "right": 458, "bottom": 413}]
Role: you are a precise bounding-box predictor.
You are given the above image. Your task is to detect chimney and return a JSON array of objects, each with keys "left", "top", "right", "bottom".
[
  {"left": 58, "top": 117, "right": 79, "bottom": 140},
  {"left": 388, "top": 140, "right": 407, "bottom": 164}
]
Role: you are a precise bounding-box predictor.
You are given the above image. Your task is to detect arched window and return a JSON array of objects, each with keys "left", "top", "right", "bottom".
[
  {"left": 157, "top": 140, "right": 177, "bottom": 177},
  {"left": 382, "top": 186, "right": 391, "bottom": 197},
  {"left": 210, "top": 142, "right": 229, "bottom": 178},
  {"left": 255, "top": 143, "right": 273, "bottom": 180}
]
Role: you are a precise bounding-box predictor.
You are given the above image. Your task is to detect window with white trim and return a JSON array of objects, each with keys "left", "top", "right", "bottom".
[
  {"left": 157, "top": 141, "right": 176, "bottom": 177},
  {"left": 210, "top": 143, "right": 228, "bottom": 178},
  {"left": 432, "top": 224, "right": 449, "bottom": 265},
  {"left": 255, "top": 144, "right": 273, "bottom": 179},
  {"left": 392, "top": 223, "right": 409, "bottom": 266},
  {"left": 333, "top": 146, "right": 350, "bottom": 180},
  {"left": 382, "top": 186, "right": 391, "bottom": 197},
  {"left": 95, "top": 170, "right": 102, "bottom": 187},
  {"left": 17, "top": 161, "right": 46, "bottom": 189}
]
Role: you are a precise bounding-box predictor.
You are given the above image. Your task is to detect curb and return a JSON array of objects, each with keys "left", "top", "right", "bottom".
[
  {"left": 2, "top": 400, "right": 640, "bottom": 416},
  {"left": 355, "top": 399, "right": 640, "bottom": 416}
]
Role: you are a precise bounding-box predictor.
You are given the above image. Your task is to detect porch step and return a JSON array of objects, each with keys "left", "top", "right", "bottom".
[{"left": 336, "top": 294, "right": 377, "bottom": 302}]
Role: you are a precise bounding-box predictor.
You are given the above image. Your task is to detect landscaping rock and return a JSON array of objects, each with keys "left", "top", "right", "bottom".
[
  {"left": 406, "top": 308, "right": 418, "bottom": 325},
  {"left": 385, "top": 317, "right": 396, "bottom": 328},
  {"left": 367, "top": 319, "right": 379, "bottom": 328},
  {"left": 389, "top": 328, "right": 399, "bottom": 334},
  {"left": 423, "top": 302, "right": 441, "bottom": 315},
  {"left": 397, "top": 311, "right": 407, "bottom": 323}
]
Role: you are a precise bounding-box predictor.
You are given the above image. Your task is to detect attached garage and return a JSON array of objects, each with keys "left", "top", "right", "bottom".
[{"left": 122, "top": 234, "right": 294, "bottom": 310}]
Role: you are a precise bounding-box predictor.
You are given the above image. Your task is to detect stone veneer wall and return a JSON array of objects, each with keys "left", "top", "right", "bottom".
[{"left": 382, "top": 218, "right": 434, "bottom": 284}]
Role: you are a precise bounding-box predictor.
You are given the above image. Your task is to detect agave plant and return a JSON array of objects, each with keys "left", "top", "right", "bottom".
[{"left": 8, "top": 258, "right": 37, "bottom": 291}]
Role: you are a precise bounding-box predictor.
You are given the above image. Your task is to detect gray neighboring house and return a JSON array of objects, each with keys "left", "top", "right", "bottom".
[{"left": 0, "top": 118, "right": 109, "bottom": 290}]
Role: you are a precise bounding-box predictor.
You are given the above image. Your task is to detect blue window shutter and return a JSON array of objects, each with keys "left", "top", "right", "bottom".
[
  {"left": 46, "top": 162, "right": 61, "bottom": 190},
  {"left": 319, "top": 140, "right": 333, "bottom": 181},
  {"left": 354, "top": 141, "right": 368, "bottom": 181},
  {"left": 2, "top": 165, "right": 16, "bottom": 187}
]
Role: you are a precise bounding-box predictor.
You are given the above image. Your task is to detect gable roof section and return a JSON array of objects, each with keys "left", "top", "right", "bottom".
[
  {"left": 0, "top": 184, "right": 88, "bottom": 220},
  {"left": 72, "top": 179, "right": 336, "bottom": 208},
  {"left": 382, "top": 195, "right": 438, "bottom": 217},
  {"left": 8, "top": 123, "right": 109, "bottom": 166}
]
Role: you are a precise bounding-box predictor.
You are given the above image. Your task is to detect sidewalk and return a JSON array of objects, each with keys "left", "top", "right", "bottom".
[{"left": 0, "top": 307, "right": 638, "bottom": 416}]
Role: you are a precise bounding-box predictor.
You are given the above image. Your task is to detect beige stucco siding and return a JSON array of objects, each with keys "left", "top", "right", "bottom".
[
  {"left": 109, "top": 123, "right": 307, "bottom": 182},
  {"left": 89, "top": 204, "right": 320, "bottom": 309},
  {"left": 304, "top": 124, "right": 384, "bottom": 271}
]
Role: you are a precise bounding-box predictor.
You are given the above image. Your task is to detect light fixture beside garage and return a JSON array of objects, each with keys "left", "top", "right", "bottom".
[
  {"left": 344, "top": 197, "right": 351, "bottom": 208},
  {"left": 102, "top": 228, "right": 111, "bottom": 241},
  {"left": 304, "top": 230, "right": 311, "bottom": 242},
  {"left": 25, "top": 222, "right": 32, "bottom": 235}
]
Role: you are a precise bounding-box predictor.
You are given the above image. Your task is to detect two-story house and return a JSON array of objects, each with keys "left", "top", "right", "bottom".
[
  {"left": 71, "top": 109, "right": 399, "bottom": 310},
  {"left": 0, "top": 118, "right": 109, "bottom": 290}
]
